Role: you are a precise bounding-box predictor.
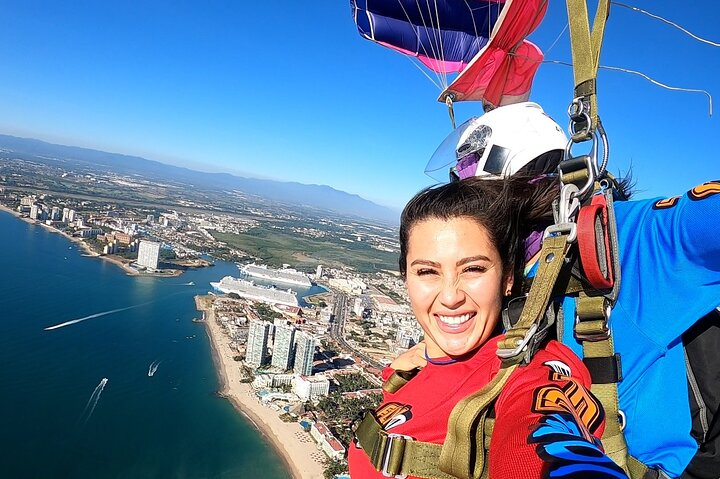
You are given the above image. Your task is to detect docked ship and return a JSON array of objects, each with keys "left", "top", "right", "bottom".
[
  {"left": 240, "top": 263, "right": 311, "bottom": 287},
  {"left": 210, "top": 276, "right": 299, "bottom": 307}
]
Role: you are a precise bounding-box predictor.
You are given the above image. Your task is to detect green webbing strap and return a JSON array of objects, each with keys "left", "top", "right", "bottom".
[
  {"left": 354, "top": 411, "right": 451, "bottom": 479},
  {"left": 627, "top": 455, "right": 653, "bottom": 479},
  {"left": 565, "top": 0, "right": 611, "bottom": 141},
  {"left": 353, "top": 412, "right": 494, "bottom": 479},
  {"left": 583, "top": 335, "right": 629, "bottom": 474},
  {"left": 439, "top": 366, "right": 517, "bottom": 479},
  {"left": 383, "top": 368, "right": 422, "bottom": 394},
  {"left": 498, "top": 234, "right": 572, "bottom": 358}
]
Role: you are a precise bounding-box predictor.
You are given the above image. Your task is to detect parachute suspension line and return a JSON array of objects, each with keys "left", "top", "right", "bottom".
[
  {"left": 414, "top": 0, "right": 447, "bottom": 88},
  {"left": 445, "top": 94, "right": 456, "bottom": 129},
  {"left": 395, "top": 0, "right": 447, "bottom": 90},
  {"left": 601, "top": 65, "right": 713, "bottom": 117},
  {"left": 545, "top": 23, "right": 569, "bottom": 56},
  {"left": 402, "top": 55, "right": 444, "bottom": 91},
  {"left": 537, "top": 60, "right": 714, "bottom": 117},
  {"left": 428, "top": 0, "right": 449, "bottom": 89},
  {"left": 613, "top": 2, "right": 720, "bottom": 48}
]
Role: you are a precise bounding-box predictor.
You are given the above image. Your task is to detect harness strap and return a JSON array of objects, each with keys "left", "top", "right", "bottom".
[
  {"left": 383, "top": 368, "right": 422, "bottom": 394},
  {"left": 583, "top": 336, "right": 629, "bottom": 472},
  {"left": 565, "top": 0, "right": 611, "bottom": 140},
  {"left": 439, "top": 365, "right": 517, "bottom": 479},
  {"left": 353, "top": 411, "right": 494, "bottom": 479},
  {"left": 578, "top": 194, "right": 614, "bottom": 289},
  {"left": 498, "top": 234, "right": 572, "bottom": 361}
]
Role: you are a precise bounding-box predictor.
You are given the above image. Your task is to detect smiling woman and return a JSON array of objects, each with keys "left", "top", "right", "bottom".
[
  {"left": 348, "top": 177, "right": 628, "bottom": 479},
  {"left": 404, "top": 216, "right": 511, "bottom": 358}
]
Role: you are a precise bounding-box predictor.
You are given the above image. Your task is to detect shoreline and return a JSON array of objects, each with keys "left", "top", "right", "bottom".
[
  {"left": 196, "top": 296, "right": 325, "bottom": 479},
  {"left": 0, "top": 204, "right": 182, "bottom": 277}
]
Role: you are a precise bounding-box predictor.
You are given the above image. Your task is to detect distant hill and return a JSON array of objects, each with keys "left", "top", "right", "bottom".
[{"left": 0, "top": 134, "right": 400, "bottom": 224}]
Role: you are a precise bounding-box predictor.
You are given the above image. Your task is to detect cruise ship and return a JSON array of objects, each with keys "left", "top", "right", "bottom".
[
  {"left": 241, "top": 263, "right": 312, "bottom": 287},
  {"left": 210, "top": 276, "right": 299, "bottom": 307}
]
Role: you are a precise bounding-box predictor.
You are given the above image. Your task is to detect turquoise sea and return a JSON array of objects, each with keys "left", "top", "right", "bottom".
[{"left": 0, "top": 211, "right": 320, "bottom": 478}]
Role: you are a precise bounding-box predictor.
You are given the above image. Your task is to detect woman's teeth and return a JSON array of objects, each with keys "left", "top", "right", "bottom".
[{"left": 437, "top": 313, "right": 471, "bottom": 325}]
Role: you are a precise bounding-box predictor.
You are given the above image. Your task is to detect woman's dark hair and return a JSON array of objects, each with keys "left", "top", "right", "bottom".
[
  {"left": 399, "top": 177, "right": 527, "bottom": 282},
  {"left": 516, "top": 149, "right": 635, "bottom": 200},
  {"left": 399, "top": 167, "right": 633, "bottom": 288}
]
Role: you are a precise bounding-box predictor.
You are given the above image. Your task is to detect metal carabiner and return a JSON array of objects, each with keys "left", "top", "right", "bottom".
[{"left": 544, "top": 183, "right": 580, "bottom": 243}]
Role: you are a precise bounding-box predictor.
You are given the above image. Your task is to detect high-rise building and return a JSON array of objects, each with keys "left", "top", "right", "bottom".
[
  {"left": 62, "top": 207, "right": 70, "bottom": 223},
  {"left": 137, "top": 240, "right": 161, "bottom": 270},
  {"left": 29, "top": 204, "right": 39, "bottom": 220},
  {"left": 68, "top": 209, "right": 76, "bottom": 222},
  {"left": 271, "top": 325, "right": 296, "bottom": 370},
  {"left": 146, "top": 214, "right": 154, "bottom": 224},
  {"left": 293, "top": 332, "right": 316, "bottom": 376},
  {"left": 246, "top": 321, "right": 271, "bottom": 367},
  {"left": 50, "top": 206, "right": 61, "bottom": 221},
  {"left": 315, "top": 264, "right": 323, "bottom": 279}
]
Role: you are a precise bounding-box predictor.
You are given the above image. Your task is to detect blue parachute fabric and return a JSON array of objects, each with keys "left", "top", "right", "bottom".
[{"left": 351, "top": 0, "right": 504, "bottom": 70}]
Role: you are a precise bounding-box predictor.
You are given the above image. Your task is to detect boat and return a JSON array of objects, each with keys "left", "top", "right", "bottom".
[
  {"left": 240, "top": 263, "right": 311, "bottom": 287},
  {"left": 148, "top": 360, "right": 161, "bottom": 377},
  {"left": 210, "top": 275, "right": 299, "bottom": 307}
]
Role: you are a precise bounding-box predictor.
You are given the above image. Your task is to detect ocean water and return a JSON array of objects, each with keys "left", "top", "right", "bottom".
[{"left": 0, "top": 211, "right": 294, "bottom": 479}]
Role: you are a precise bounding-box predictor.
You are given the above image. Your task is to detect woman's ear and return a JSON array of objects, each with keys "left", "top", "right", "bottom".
[{"left": 503, "top": 272, "right": 514, "bottom": 296}]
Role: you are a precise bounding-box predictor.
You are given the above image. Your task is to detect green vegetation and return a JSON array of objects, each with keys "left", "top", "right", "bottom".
[
  {"left": 323, "top": 459, "right": 348, "bottom": 479},
  {"left": 254, "top": 303, "right": 283, "bottom": 321},
  {"left": 211, "top": 226, "right": 398, "bottom": 273},
  {"left": 240, "top": 365, "right": 255, "bottom": 383},
  {"left": 278, "top": 413, "right": 296, "bottom": 423},
  {"left": 335, "top": 373, "right": 375, "bottom": 393},
  {"left": 314, "top": 392, "right": 383, "bottom": 447}
]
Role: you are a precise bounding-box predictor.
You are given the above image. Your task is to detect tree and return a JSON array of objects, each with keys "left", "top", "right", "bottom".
[{"left": 323, "top": 459, "right": 347, "bottom": 479}]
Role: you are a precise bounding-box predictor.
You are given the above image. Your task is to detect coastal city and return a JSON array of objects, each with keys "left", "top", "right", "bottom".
[{"left": 0, "top": 158, "right": 420, "bottom": 479}]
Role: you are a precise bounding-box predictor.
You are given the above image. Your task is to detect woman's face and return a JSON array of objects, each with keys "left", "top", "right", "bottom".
[{"left": 405, "top": 216, "right": 512, "bottom": 358}]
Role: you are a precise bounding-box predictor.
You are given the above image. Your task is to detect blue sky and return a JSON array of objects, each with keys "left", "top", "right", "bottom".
[{"left": 0, "top": 1, "right": 718, "bottom": 209}]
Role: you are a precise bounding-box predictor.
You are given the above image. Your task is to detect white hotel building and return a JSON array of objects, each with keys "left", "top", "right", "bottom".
[{"left": 137, "top": 240, "right": 161, "bottom": 270}]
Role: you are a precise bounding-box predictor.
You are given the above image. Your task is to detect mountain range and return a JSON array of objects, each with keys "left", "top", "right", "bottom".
[{"left": 0, "top": 134, "right": 400, "bottom": 224}]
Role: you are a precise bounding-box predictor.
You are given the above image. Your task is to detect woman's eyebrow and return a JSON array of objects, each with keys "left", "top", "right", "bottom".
[
  {"left": 457, "top": 255, "right": 491, "bottom": 267},
  {"left": 409, "top": 259, "right": 440, "bottom": 268}
]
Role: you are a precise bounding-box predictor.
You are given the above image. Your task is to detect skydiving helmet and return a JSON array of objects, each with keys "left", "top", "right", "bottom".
[{"left": 425, "top": 102, "right": 568, "bottom": 182}]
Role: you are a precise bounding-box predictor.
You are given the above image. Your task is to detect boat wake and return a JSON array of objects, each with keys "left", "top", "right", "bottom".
[
  {"left": 148, "top": 360, "right": 162, "bottom": 377},
  {"left": 45, "top": 302, "right": 150, "bottom": 331},
  {"left": 79, "top": 378, "right": 108, "bottom": 423}
]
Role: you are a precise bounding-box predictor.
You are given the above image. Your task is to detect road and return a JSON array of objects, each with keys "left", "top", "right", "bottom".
[{"left": 329, "top": 292, "right": 384, "bottom": 370}]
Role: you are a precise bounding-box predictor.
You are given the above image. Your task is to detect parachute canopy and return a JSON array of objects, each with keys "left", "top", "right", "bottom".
[{"left": 350, "top": 0, "right": 549, "bottom": 108}]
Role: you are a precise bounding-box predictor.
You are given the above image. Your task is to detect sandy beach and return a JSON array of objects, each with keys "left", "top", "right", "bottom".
[{"left": 196, "top": 296, "right": 326, "bottom": 479}]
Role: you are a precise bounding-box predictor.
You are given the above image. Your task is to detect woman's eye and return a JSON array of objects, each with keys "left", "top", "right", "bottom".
[
  {"left": 416, "top": 268, "right": 437, "bottom": 276},
  {"left": 463, "top": 265, "right": 487, "bottom": 274}
]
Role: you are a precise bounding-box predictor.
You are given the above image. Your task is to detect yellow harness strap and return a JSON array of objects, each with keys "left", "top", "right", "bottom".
[{"left": 565, "top": 0, "right": 611, "bottom": 140}]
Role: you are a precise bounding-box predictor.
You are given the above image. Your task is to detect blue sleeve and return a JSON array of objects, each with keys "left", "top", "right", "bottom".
[{"left": 613, "top": 181, "right": 720, "bottom": 349}]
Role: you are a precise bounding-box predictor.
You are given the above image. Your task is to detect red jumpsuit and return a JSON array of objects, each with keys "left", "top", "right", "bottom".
[{"left": 348, "top": 336, "right": 627, "bottom": 478}]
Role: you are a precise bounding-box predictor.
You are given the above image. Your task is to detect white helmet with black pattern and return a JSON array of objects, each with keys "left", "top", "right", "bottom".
[{"left": 425, "top": 102, "right": 568, "bottom": 182}]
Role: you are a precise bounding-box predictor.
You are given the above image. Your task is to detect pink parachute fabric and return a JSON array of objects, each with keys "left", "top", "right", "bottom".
[
  {"left": 442, "top": 0, "right": 548, "bottom": 107},
  {"left": 351, "top": 0, "right": 549, "bottom": 108}
]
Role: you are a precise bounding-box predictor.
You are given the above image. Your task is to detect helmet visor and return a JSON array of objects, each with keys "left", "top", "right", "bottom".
[{"left": 425, "top": 117, "right": 481, "bottom": 183}]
